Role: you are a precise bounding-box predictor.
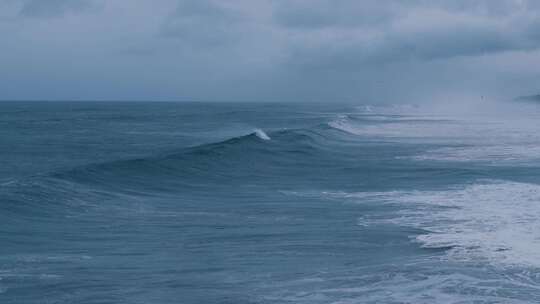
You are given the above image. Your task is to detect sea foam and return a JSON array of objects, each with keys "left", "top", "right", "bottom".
[
  {"left": 343, "top": 181, "right": 540, "bottom": 268},
  {"left": 410, "top": 145, "right": 540, "bottom": 164}
]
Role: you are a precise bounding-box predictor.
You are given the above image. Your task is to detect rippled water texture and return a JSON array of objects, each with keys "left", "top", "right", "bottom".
[{"left": 2, "top": 101, "right": 540, "bottom": 303}]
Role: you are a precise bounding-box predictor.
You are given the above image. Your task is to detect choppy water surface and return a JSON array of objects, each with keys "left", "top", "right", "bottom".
[{"left": 2, "top": 101, "right": 540, "bottom": 303}]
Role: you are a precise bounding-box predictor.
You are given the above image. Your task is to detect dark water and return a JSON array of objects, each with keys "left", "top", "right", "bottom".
[{"left": 2, "top": 101, "right": 540, "bottom": 303}]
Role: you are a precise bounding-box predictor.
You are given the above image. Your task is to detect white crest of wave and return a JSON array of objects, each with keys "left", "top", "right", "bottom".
[
  {"left": 328, "top": 115, "right": 467, "bottom": 140},
  {"left": 254, "top": 128, "right": 271, "bottom": 140},
  {"left": 329, "top": 103, "right": 540, "bottom": 163},
  {"left": 327, "top": 116, "right": 361, "bottom": 135},
  {"left": 344, "top": 181, "right": 540, "bottom": 268},
  {"left": 355, "top": 104, "right": 420, "bottom": 115},
  {"left": 411, "top": 145, "right": 540, "bottom": 163}
]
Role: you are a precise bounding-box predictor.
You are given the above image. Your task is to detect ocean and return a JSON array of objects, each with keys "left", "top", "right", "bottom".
[{"left": 2, "top": 101, "right": 540, "bottom": 303}]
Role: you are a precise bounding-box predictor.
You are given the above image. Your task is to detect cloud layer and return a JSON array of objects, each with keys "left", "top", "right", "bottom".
[{"left": 1, "top": 0, "right": 540, "bottom": 102}]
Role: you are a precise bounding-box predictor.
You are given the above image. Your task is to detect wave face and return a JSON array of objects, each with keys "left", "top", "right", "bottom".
[{"left": 3, "top": 101, "right": 540, "bottom": 303}]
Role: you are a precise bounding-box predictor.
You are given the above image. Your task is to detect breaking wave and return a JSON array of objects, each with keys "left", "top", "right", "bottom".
[{"left": 329, "top": 180, "right": 540, "bottom": 268}]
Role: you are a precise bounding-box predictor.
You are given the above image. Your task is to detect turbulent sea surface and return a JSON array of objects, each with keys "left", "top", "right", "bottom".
[{"left": 2, "top": 101, "right": 540, "bottom": 303}]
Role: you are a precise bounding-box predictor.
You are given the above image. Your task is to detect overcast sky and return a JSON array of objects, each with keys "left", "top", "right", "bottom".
[{"left": 1, "top": 0, "right": 540, "bottom": 102}]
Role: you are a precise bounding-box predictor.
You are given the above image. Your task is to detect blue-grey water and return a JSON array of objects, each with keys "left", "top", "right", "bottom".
[{"left": 2, "top": 101, "right": 540, "bottom": 303}]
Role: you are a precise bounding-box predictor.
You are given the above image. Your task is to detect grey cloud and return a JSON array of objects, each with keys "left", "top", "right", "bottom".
[
  {"left": 277, "top": 1, "right": 540, "bottom": 70},
  {"left": 160, "top": 0, "right": 244, "bottom": 47},
  {"left": 19, "top": 0, "right": 97, "bottom": 18},
  {"left": 273, "top": 0, "right": 540, "bottom": 27},
  {"left": 2, "top": 0, "right": 540, "bottom": 102},
  {"left": 272, "top": 0, "right": 397, "bottom": 29},
  {"left": 415, "top": 0, "right": 540, "bottom": 16}
]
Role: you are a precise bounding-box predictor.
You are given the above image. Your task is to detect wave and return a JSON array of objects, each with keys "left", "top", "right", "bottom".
[
  {"left": 408, "top": 145, "right": 540, "bottom": 164},
  {"left": 5, "top": 109, "right": 509, "bottom": 222},
  {"left": 0, "top": 126, "right": 345, "bottom": 216},
  {"left": 327, "top": 114, "right": 471, "bottom": 141},
  {"left": 320, "top": 180, "right": 540, "bottom": 268},
  {"left": 253, "top": 128, "right": 271, "bottom": 140}
]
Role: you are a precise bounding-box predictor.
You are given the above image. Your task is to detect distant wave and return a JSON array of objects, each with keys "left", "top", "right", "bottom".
[
  {"left": 326, "top": 114, "right": 460, "bottom": 140},
  {"left": 408, "top": 145, "right": 540, "bottom": 164}
]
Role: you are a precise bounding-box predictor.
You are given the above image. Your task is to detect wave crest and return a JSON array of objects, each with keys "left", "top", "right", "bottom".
[{"left": 253, "top": 128, "right": 271, "bottom": 140}]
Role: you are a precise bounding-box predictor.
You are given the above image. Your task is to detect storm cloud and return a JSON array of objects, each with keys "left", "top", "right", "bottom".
[
  {"left": 18, "top": 0, "right": 97, "bottom": 18},
  {"left": 1, "top": 0, "right": 540, "bottom": 102}
]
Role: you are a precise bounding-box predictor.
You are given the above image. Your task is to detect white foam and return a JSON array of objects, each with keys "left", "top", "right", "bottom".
[
  {"left": 259, "top": 270, "right": 536, "bottom": 304},
  {"left": 354, "top": 104, "right": 420, "bottom": 115},
  {"left": 254, "top": 128, "right": 271, "bottom": 140},
  {"left": 329, "top": 106, "right": 540, "bottom": 164},
  {"left": 345, "top": 181, "right": 540, "bottom": 268},
  {"left": 328, "top": 115, "right": 478, "bottom": 142},
  {"left": 411, "top": 145, "right": 540, "bottom": 163},
  {"left": 318, "top": 274, "right": 530, "bottom": 304}
]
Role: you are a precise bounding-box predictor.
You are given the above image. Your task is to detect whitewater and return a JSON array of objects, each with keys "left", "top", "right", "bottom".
[{"left": 2, "top": 101, "right": 540, "bottom": 303}]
